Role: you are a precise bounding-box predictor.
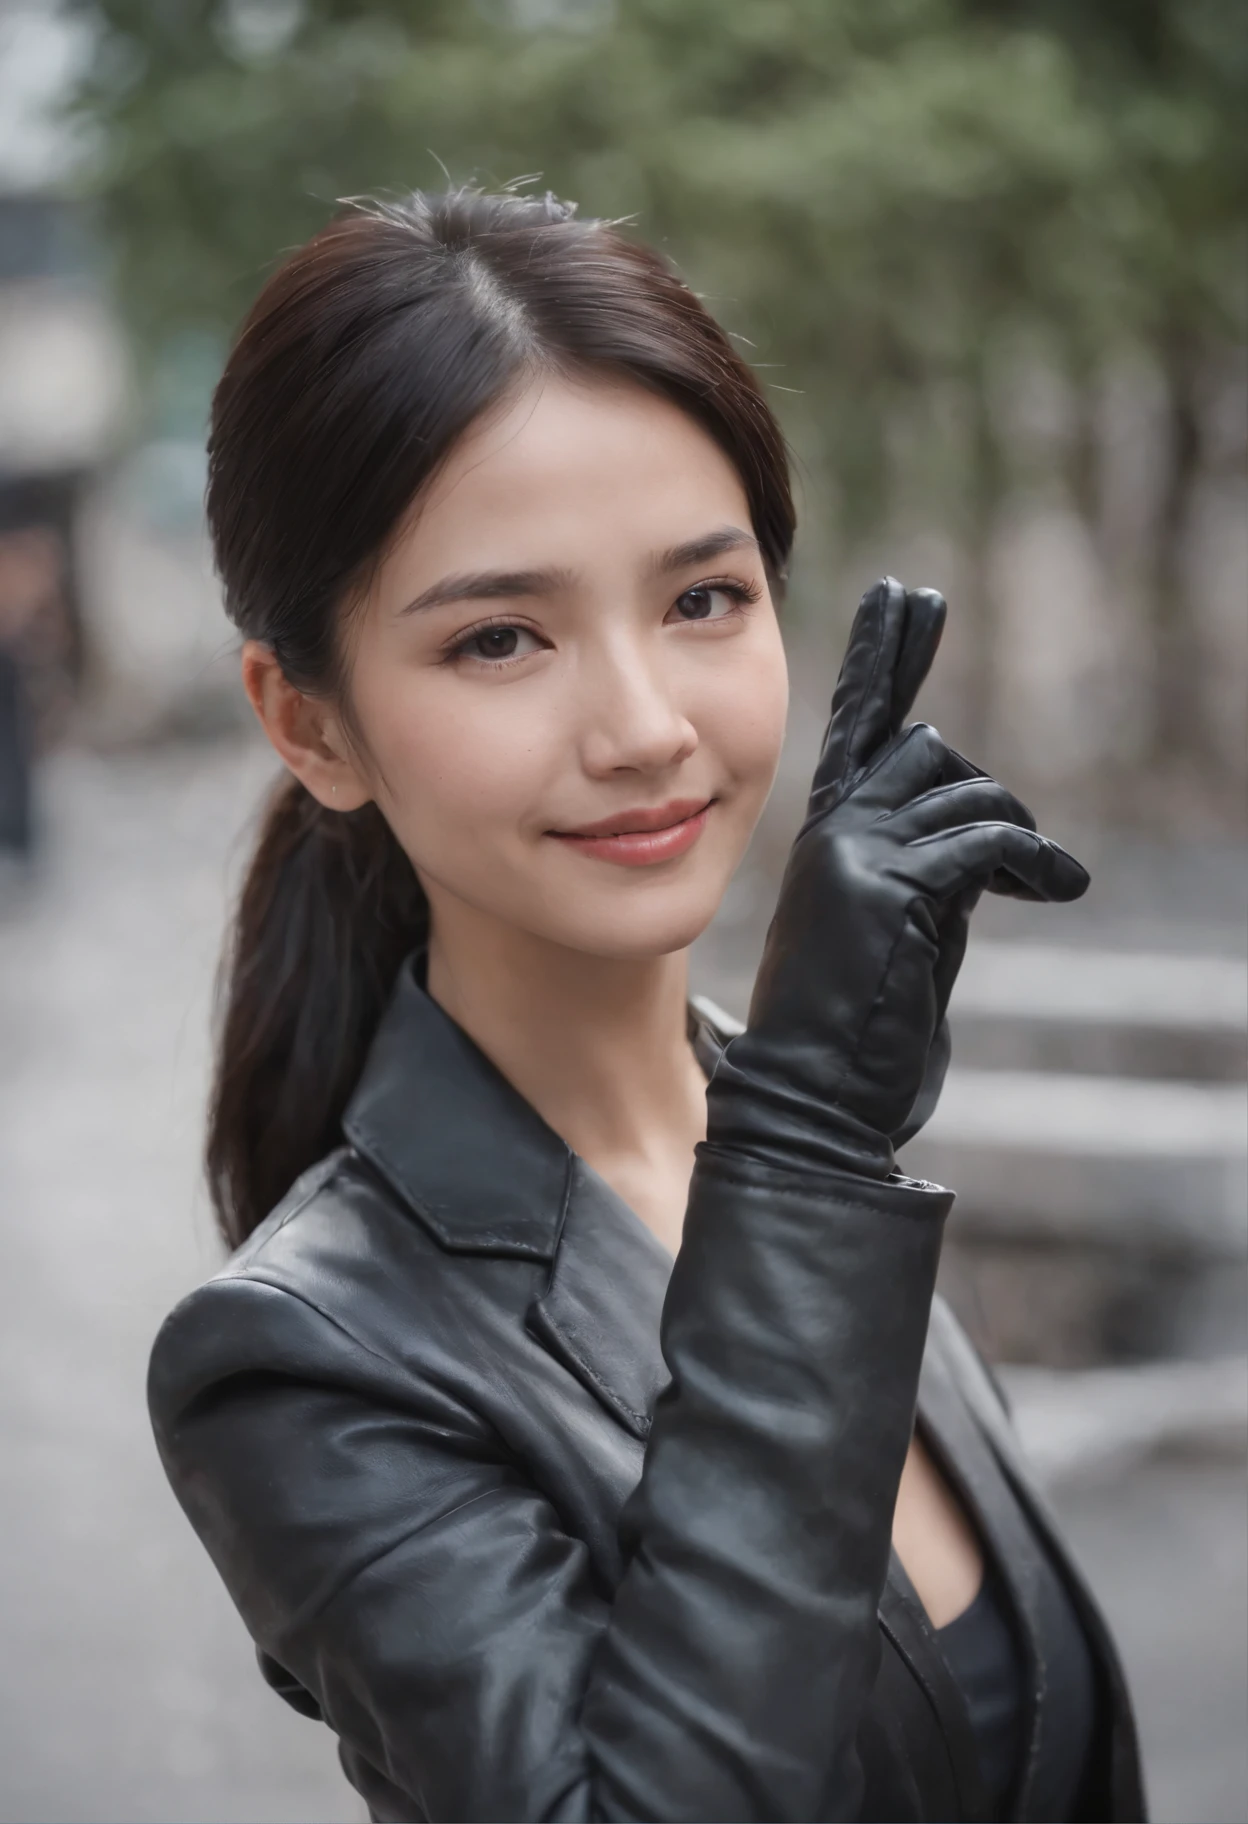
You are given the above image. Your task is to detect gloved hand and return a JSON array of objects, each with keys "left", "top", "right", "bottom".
[{"left": 705, "top": 576, "right": 1089, "bottom": 1179}]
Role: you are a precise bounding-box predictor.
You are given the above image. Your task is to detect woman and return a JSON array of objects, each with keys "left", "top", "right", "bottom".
[{"left": 148, "top": 187, "right": 1143, "bottom": 1822}]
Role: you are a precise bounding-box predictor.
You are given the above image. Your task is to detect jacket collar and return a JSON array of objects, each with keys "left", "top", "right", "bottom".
[
  {"left": 343, "top": 954, "right": 570, "bottom": 1259},
  {"left": 342, "top": 954, "right": 737, "bottom": 1439},
  {"left": 528, "top": 1153, "right": 673, "bottom": 1439}
]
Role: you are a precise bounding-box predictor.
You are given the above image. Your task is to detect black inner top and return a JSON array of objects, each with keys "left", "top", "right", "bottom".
[
  {"left": 935, "top": 1515, "right": 1098, "bottom": 1820},
  {"left": 937, "top": 1565, "right": 1026, "bottom": 1812}
]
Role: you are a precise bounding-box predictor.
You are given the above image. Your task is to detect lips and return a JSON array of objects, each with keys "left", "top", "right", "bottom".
[
  {"left": 552, "top": 798, "right": 712, "bottom": 839},
  {"left": 548, "top": 798, "right": 715, "bottom": 868}
]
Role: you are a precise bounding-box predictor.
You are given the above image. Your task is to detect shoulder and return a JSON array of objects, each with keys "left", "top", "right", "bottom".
[{"left": 147, "top": 1144, "right": 543, "bottom": 1445}]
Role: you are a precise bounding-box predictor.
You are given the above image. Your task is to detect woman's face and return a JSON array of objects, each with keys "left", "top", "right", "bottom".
[{"left": 341, "top": 375, "right": 790, "bottom": 960}]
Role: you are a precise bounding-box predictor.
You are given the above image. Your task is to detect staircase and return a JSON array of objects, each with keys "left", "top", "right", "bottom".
[{"left": 899, "top": 943, "right": 1248, "bottom": 1367}]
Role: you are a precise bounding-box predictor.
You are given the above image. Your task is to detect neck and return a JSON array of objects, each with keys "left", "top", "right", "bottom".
[{"left": 423, "top": 888, "right": 707, "bottom": 1177}]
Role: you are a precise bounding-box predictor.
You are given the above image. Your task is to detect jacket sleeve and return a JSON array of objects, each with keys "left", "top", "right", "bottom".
[{"left": 149, "top": 1153, "right": 950, "bottom": 1822}]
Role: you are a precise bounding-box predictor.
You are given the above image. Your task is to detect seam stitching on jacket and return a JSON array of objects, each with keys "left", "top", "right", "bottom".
[
  {"left": 531, "top": 1302, "right": 649, "bottom": 1432},
  {"left": 220, "top": 1272, "right": 420, "bottom": 1380},
  {"left": 236, "top": 1151, "right": 349, "bottom": 1253},
  {"left": 696, "top": 1165, "right": 947, "bottom": 1219},
  {"left": 346, "top": 1113, "right": 555, "bottom": 1255}
]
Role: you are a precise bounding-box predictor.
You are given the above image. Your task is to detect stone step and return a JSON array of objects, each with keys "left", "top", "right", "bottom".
[
  {"left": 953, "top": 943, "right": 1247, "bottom": 1030},
  {"left": 901, "top": 1068, "right": 1248, "bottom": 1255},
  {"left": 948, "top": 943, "right": 1247, "bottom": 1081},
  {"left": 998, "top": 1355, "right": 1248, "bottom": 1490}
]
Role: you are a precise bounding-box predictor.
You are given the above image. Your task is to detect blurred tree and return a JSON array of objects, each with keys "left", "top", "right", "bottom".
[{"left": 64, "top": 0, "right": 1244, "bottom": 816}]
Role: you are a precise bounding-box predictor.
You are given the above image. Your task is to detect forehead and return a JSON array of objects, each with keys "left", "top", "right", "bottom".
[{"left": 394, "top": 375, "right": 754, "bottom": 574}]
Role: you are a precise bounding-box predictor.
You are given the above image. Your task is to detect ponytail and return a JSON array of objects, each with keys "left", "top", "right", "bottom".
[{"left": 207, "top": 774, "right": 427, "bottom": 1249}]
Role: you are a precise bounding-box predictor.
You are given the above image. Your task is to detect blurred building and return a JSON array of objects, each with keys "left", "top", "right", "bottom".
[
  {"left": 0, "top": 0, "right": 127, "bottom": 847},
  {"left": 0, "top": 2, "right": 240, "bottom": 806}
]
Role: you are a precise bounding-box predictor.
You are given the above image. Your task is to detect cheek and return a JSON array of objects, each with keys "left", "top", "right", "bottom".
[
  {"left": 353, "top": 668, "right": 554, "bottom": 862},
  {"left": 696, "top": 622, "right": 790, "bottom": 798}
]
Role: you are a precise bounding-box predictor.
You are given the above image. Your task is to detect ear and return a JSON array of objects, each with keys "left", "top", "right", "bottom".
[{"left": 240, "top": 641, "right": 372, "bottom": 811}]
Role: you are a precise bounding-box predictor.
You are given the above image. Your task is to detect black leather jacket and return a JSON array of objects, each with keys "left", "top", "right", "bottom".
[{"left": 149, "top": 959, "right": 1144, "bottom": 1822}]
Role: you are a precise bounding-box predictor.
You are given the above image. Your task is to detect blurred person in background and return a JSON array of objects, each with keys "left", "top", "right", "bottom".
[
  {"left": 0, "top": 578, "right": 33, "bottom": 856},
  {"left": 146, "top": 189, "right": 1144, "bottom": 1823},
  {"left": 0, "top": 508, "right": 75, "bottom": 860}
]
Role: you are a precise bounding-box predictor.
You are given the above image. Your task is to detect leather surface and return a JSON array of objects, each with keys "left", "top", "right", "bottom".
[
  {"left": 707, "top": 580, "right": 1089, "bottom": 1182},
  {"left": 148, "top": 968, "right": 1143, "bottom": 1822}
]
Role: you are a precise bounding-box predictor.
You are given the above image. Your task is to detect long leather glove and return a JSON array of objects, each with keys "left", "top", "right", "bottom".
[{"left": 706, "top": 575, "right": 1088, "bottom": 1180}]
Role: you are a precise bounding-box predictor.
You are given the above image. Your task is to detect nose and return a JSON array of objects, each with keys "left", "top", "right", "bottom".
[{"left": 577, "top": 635, "right": 698, "bottom": 779}]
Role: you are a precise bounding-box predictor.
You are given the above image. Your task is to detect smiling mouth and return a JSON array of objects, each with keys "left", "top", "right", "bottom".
[
  {"left": 548, "top": 799, "right": 715, "bottom": 867},
  {"left": 552, "top": 798, "right": 713, "bottom": 839}
]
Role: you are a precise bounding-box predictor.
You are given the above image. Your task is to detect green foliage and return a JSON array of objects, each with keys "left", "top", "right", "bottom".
[
  {"left": 59, "top": 0, "right": 1244, "bottom": 808},
  {"left": 66, "top": 0, "right": 1242, "bottom": 515}
]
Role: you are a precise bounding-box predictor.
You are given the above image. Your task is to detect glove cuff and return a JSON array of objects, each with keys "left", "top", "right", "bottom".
[
  {"left": 691, "top": 1136, "right": 955, "bottom": 1216},
  {"left": 705, "top": 1048, "right": 901, "bottom": 1180}
]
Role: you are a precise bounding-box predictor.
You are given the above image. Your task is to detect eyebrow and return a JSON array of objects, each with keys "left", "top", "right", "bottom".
[
  {"left": 397, "top": 565, "right": 576, "bottom": 617},
  {"left": 648, "top": 525, "right": 761, "bottom": 577},
  {"left": 396, "top": 524, "right": 761, "bottom": 618}
]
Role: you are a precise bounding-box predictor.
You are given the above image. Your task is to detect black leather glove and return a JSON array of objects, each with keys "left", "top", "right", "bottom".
[{"left": 706, "top": 576, "right": 1089, "bottom": 1180}]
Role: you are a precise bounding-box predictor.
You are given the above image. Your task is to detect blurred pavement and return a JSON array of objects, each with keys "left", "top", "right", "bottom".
[
  {"left": 1, "top": 737, "right": 1245, "bottom": 1823},
  {"left": 0, "top": 739, "right": 358, "bottom": 1824}
]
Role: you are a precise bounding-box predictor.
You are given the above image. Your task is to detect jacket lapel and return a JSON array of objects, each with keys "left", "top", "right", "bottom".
[
  {"left": 343, "top": 956, "right": 567, "bottom": 1260},
  {"left": 527, "top": 1155, "right": 674, "bottom": 1442},
  {"left": 877, "top": 1556, "right": 990, "bottom": 1823}
]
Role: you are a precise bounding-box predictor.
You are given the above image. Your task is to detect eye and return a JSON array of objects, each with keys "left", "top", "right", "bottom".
[
  {"left": 668, "top": 580, "right": 758, "bottom": 624},
  {"left": 450, "top": 622, "right": 545, "bottom": 665}
]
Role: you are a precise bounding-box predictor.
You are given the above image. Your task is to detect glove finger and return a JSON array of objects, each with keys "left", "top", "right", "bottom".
[
  {"left": 809, "top": 576, "right": 909, "bottom": 803},
  {"left": 804, "top": 719, "right": 935, "bottom": 832},
  {"left": 945, "top": 743, "right": 989, "bottom": 782},
  {"left": 880, "top": 775, "right": 1038, "bottom": 841},
  {"left": 813, "top": 721, "right": 983, "bottom": 831},
  {"left": 889, "top": 588, "right": 947, "bottom": 732},
  {"left": 905, "top": 822, "right": 1090, "bottom": 903},
  {"left": 987, "top": 867, "right": 1049, "bottom": 900}
]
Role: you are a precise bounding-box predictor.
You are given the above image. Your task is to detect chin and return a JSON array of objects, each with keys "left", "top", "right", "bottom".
[{"left": 544, "top": 884, "right": 724, "bottom": 962}]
